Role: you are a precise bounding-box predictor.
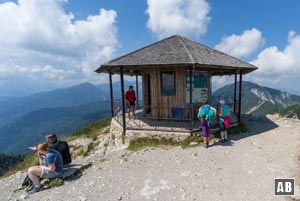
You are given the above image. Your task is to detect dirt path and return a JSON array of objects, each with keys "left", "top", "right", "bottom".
[{"left": 1, "top": 115, "right": 300, "bottom": 201}]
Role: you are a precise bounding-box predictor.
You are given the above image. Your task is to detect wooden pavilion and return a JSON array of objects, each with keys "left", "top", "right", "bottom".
[{"left": 95, "top": 35, "right": 258, "bottom": 143}]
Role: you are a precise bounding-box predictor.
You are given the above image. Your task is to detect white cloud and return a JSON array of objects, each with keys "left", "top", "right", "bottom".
[
  {"left": 244, "top": 31, "right": 300, "bottom": 92},
  {"left": 0, "top": 0, "right": 119, "bottom": 95},
  {"left": 0, "top": 64, "right": 75, "bottom": 80},
  {"left": 252, "top": 31, "right": 300, "bottom": 75},
  {"left": 215, "top": 28, "right": 265, "bottom": 58},
  {"left": 146, "top": 0, "right": 211, "bottom": 39}
]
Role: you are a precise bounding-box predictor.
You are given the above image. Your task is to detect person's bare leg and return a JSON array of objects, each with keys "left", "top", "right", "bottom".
[
  {"left": 221, "top": 131, "right": 225, "bottom": 140},
  {"left": 127, "top": 104, "right": 130, "bottom": 117},
  {"left": 132, "top": 106, "right": 135, "bottom": 116},
  {"left": 27, "top": 166, "right": 42, "bottom": 185},
  {"left": 203, "top": 137, "right": 209, "bottom": 147}
]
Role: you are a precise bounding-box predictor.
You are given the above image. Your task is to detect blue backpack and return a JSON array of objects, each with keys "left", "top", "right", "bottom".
[
  {"left": 199, "top": 104, "right": 214, "bottom": 123},
  {"left": 199, "top": 104, "right": 210, "bottom": 119}
]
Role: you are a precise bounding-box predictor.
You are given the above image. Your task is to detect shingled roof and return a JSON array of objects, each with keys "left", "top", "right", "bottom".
[{"left": 95, "top": 35, "right": 258, "bottom": 75}]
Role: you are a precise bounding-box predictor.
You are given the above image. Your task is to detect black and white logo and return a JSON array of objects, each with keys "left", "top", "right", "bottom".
[{"left": 275, "top": 178, "right": 295, "bottom": 196}]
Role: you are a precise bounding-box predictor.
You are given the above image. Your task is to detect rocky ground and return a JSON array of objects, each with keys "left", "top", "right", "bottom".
[{"left": 1, "top": 115, "right": 300, "bottom": 201}]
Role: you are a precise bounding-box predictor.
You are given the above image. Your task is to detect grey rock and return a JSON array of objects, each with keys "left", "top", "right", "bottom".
[{"left": 19, "top": 194, "right": 29, "bottom": 200}]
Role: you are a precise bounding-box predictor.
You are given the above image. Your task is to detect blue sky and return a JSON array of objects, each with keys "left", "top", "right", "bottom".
[{"left": 0, "top": 0, "right": 300, "bottom": 96}]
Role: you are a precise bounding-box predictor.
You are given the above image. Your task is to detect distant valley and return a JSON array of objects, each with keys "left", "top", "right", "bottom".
[
  {"left": 0, "top": 80, "right": 299, "bottom": 154},
  {"left": 0, "top": 81, "right": 140, "bottom": 154}
]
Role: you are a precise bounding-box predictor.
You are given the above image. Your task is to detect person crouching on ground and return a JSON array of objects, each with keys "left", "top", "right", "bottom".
[
  {"left": 198, "top": 100, "right": 217, "bottom": 148},
  {"left": 125, "top": 85, "right": 136, "bottom": 118},
  {"left": 26, "top": 143, "right": 63, "bottom": 194}
]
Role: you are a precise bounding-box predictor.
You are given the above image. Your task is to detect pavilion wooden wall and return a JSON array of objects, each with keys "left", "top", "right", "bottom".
[{"left": 142, "top": 66, "right": 188, "bottom": 119}]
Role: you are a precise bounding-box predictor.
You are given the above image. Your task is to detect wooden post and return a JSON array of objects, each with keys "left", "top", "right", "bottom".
[
  {"left": 135, "top": 75, "right": 139, "bottom": 108},
  {"left": 238, "top": 71, "right": 243, "bottom": 123},
  {"left": 120, "top": 66, "right": 126, "bottom": 144},
  {"left": 109, "top": 72, "right": 114, "bottom": 117},
  {"left": 189, "top": 65, "right": 193, "bottom": 133},
  {"left": 233, "top": 72, "right": 237, "bottom": 114},
  {"left": 207, "top": 73, "right": 212, "bottom": 104}
]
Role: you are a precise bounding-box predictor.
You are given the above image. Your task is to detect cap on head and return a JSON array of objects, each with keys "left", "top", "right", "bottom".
[
  {"left": 220, "top": 99, "right": 225, "bottom": 105},
  {"left": 45, "top": 133, "right": 57, "bottom": 140}
]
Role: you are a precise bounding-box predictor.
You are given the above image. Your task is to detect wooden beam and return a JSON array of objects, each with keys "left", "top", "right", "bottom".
[
  {"left": 189, "top": 65, "right": 193, "bottom": 133},
  {"left": 208, "top": 73, "right": 212, "bottom": 104},
  {"left": 233, "top": 73, "right": 237, "bottom": 114},
  {"left": 120, "top": 66, "right": 126, "bottom": 144},
  {"left": 135, "top": 75, "right": 139, "bottom": 108},
  {"left": 109, "top": 72, "right": 114, "bottom": 117},
  {"left": 238, "top": 72, "right": 243, "bottom": 123}
]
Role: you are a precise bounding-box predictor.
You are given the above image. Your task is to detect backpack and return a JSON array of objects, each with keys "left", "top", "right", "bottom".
[
  {"left": 199, "top": 104, "right": 210, "bottom": 119},
  {"left": 219, "top": 117, "right": 226, "bottom": 131},
  {"left": 199, "top": 104, "right": 215, "bottom": 123},
  {"left": 14, "top": 175, "right": 33, "bottom": 193}
]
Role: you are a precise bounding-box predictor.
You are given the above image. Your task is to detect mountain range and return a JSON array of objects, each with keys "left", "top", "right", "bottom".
[
  {"left": 0, "top": 80, "right": 299, "bottom": 154},
  {"left": 0, "top": 80, "right": 140, "bottom": 154},
  {"left": 213, "top": 81, "right": 300, "bottom": 116}
]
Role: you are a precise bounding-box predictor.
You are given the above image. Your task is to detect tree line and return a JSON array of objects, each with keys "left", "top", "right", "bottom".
[{"left": 0, "top": 153, "right": 25, "bottom": 177}]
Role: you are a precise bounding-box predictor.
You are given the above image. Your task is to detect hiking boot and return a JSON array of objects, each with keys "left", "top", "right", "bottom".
[
  {"left": 203, "top": 142, "right": 209, "bottom": 148},
  {"left": 25, "top": 184, "right": 34, "bottom": 193},
  {"left": 221, "top": 139, "right": 225, "bottom": 143},
  {"left": 27, "top": 185, "right": 44, "bottom": 194},
  {"left": 224, "top": 138, "right": 227, "bottom": 142}
]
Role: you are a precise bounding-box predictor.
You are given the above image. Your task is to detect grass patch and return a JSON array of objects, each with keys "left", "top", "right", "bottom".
[
  {"left": 76, "top": 147, "right": 88, "bottom": 157},
  {"left": 127, "top": 123, "right": 247, "bottom": 152},
  {"left": 128, "top": 136, "right": 203, "bottom": 152},
  {"left": 67, "top": 117, "right": 111, "bottom": 141},
  {"left": 48, "top": 177, "right": 64, "bottom": 187},
  {"left": 111, "top": 133, "right": 115, "bottom": 141}
]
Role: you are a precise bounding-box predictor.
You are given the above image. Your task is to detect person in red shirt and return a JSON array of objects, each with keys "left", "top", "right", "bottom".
[{"left": 125, "top": 85, "right": 136, "bottom": 118}]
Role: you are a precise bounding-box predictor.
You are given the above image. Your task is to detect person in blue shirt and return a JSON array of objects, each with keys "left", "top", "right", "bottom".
[
  {"left": 26, "top": 143, "right": 63, "bottom": 194},
  {"left": 29, "top": 133, "right": 72, "bottom": 166},
  {"left": 219, "top": 99, "right": 230, "bottom": 142}
]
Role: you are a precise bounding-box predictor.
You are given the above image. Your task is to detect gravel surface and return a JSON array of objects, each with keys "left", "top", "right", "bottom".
[{"left": 1, "top": 115, "right": 300, "bottom": 201}]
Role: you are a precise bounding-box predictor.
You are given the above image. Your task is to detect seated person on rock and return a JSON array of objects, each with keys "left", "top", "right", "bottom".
[
  {"left": 26, "top": 143, "right": 63, "bottom": 194},
  {"left": 29, "top": 133, "right": 71, "bottom": 166}
]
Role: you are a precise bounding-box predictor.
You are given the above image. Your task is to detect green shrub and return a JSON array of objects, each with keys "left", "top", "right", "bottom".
[
  {"left": 49, "top": 177, "right": 64, "bottom": 187},
  {"left": 111, "top": 133, "right": 115, "bottom": 141},
  {"left": 76, "top": 147, "right": 88, "bottom": 157}
]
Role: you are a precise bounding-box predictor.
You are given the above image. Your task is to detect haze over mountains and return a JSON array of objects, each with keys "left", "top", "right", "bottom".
[
  {"left": 0, "top": 81, "right": 139, "bottom": 154},
  {"left": 0, "top": 81, "right": 299, "bottom": 154}
]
